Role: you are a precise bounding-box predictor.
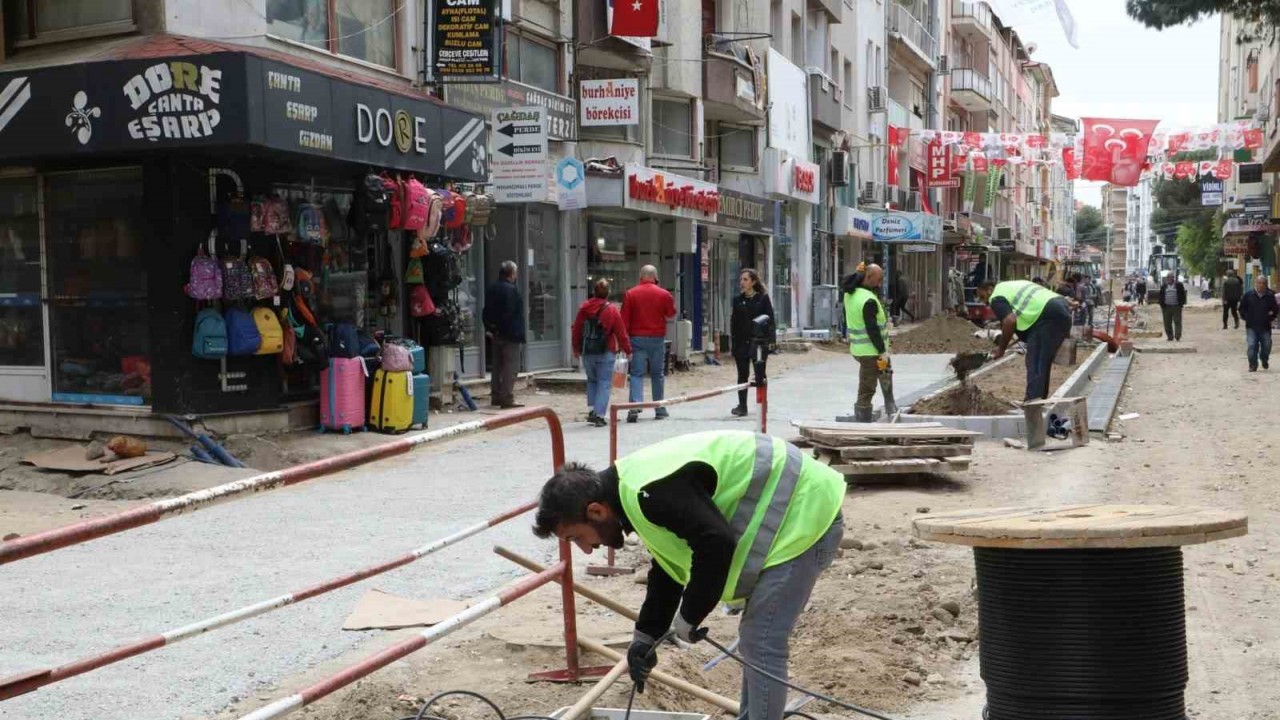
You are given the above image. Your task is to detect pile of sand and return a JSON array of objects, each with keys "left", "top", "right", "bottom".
[
  {"left": 894, "top": 315, "right": 994, "bottom": 355},
  {"left": 909, "top": 383, "right": 1017, "bottom": 416}
]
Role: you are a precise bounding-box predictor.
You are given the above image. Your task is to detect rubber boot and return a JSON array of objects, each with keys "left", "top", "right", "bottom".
[
  {"left": 878, "top": 372, "right": 899, "bottom": 420},
  {"left": 854, "top": 404, "right": 874, "bottom": 423}
]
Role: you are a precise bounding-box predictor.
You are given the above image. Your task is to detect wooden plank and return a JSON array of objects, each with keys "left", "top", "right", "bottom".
[
  {"left": 787, "top": 437, "right": 814, "bottom": 448},
  {"left": 792, "top": 420, "right": 944, "bottom": 431},
  {"left": 799, "top": 425, "right": 982, "bottom": 438},
  {"left": 803, "top": 429, "right": 979, "bottom": 447},
  {"left": 826, "top": 444, "right": 974, "bottom": 459}
]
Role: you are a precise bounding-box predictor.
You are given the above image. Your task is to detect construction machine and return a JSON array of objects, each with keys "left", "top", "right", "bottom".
[{"left": 1146, "top": 246, "right": 1183, "bottom": 302}]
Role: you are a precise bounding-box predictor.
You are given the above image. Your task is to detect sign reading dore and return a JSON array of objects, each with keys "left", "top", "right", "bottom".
[
  {"left": 124, "top": 61, "right": 222, "bottom": 142},
  {"left": 624, "top": 165, "right": 720, "bottom": 220},
  {"left": 433, "top": 0, "right": 501, "bottom": 78}
]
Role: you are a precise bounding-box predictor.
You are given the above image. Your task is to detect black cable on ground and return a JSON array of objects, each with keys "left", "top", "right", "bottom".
[{"left": 974, "top": 546, "right": 1188, "bottom": 720}]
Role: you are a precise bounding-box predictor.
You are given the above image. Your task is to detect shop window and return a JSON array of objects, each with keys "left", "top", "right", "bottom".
[
  {"left": 652, "top": 98, "right": 693, "bottom": 158},
  {"left": 526, "top": 208, "right": 561, "bottom": 343},
  {"left": 0, "top": 177, "right": 42, "bottom": 367},
  {"left": 588, "top": 222, "right": 634, "bottom": 302},
  {"left": 45, "top": 168, "right": 149, "bottom": 405},
  {"left": 4, "top": 0, "right": 132, "bottom": 45},
  {"left": 506, "top": 32, "right": 560, "bottom": 93},
  {"left": 267, "top": 0, "right": 398, "bottom": 70},
  {"left": 719, "top": 125, "right": 756, "bottom": 171}
]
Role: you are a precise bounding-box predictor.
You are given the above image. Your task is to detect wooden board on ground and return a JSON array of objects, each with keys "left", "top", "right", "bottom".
[
  {"left": 802, "top": 428, "right": 978, "bottom": 447},
  {"left": 792, "top": 420, "right": 945, "bottom": 432},
  {"left": 913, "top": 504, "right": 1247, "bottom": 549},
  {"left": 814, "top": 442, "right": 972, "bottom": 459},
  {"left": 1131, "top": 343, "right": 1198, "bottom": 354}
]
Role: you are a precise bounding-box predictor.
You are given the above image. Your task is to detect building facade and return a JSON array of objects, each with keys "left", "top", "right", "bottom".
[{"left": 1100, "top": 183, "right": 1129, "bottom": 278}]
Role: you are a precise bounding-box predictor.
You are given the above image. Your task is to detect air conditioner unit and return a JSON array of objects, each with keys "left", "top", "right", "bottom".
[
  {"left": 830, "top": 150, "right": 850, "bottom": 186},
  {"left": 996, "top": 226, "right": 1013, "bottom": 242},
  {"left": 859, "top": 181, "right": 882, "bottom": 205},
  {"left": 937, "top": 55, "right": 951, "bottom": 75},
  {"left": 868, "top": 86, "right": 888, "bottom": 113}
]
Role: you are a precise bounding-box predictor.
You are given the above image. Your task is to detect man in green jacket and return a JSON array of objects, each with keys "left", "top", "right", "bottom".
[
  {"left": 844, "top": 263, "right": 896, "bottom": 422},
  {"left": 977, "top": 278, "right": 1073, "bottom": 401},
  {"left": 533, "top": 431, "right": 845, "bottom": 720}
]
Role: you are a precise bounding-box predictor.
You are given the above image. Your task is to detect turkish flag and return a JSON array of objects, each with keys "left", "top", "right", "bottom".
[
  {"left": 610, "top": 0, "right": 658, "bottom": 37},
  {"left": 1081, "top": 117, "right": 1160, "bottom": 187},
  {"left": 888, "top": 125, "right": 905, "bottom": 186},
  {"left": 1244, "top": 128, "right": 1263, "bottom": 150},
  {"left": 1174, "top": 161, "right": 1194, "bottom": 179},
  {"left": 1063, "top": 147, "right": 1078, "bottom": 180},
  {"left": 1214, "top": 159, "right": 1234, "bottom": 179}
]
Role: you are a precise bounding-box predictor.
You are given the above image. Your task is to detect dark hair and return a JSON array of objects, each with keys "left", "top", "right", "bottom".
[
  {"left": 978, "top": 279, "right": 997, "bottom": 291},
  {"left": 740, "top": 268, "right": 766, "bottom": 295},
  {"left": 533, "top": 462, "right": 604, "bottom": 538},
  {"left": 593, "top": 279, "right": 610, "bottom": 299}
]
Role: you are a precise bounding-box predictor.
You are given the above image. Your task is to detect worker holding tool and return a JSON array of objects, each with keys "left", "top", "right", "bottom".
[
  {"left": 843, "top": 262, "right": 897, "bottom": 422},
  {"left": 532, "top": 430, "right": 845, "bottom": 720},
  {"left": 976, "top": 278, "right": 1073, "bottom": 401}
]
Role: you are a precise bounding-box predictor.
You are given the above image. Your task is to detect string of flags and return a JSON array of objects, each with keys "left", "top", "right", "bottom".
[{"left": 890, "top": 118, "right": 1264, "bottom": 188}]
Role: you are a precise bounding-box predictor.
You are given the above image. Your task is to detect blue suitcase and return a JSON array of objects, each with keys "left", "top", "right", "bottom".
[
  {"left": 411, "top": 373, "right": 430, "bottom": 428},
  {"left": 408, "top": 344, "right": 426, "bottom": 374}
]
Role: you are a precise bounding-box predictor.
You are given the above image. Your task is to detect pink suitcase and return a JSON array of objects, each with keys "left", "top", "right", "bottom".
[{"left": 320, "top": 357, "right": 367, "bottom": 433}]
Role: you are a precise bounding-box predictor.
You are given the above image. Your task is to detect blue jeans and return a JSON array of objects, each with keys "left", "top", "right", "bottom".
[
  {"left": 629, "top": 335, "right": 666, "bottom": 405},
  {"left": 1247, "top": 328, "right": 1272, "bottom": 369},
  {"left": 738, "top": 514, "right": 843, "bottom": 720},
  {"left": 582, "top": 351, "right": 615, "bottom": 416}
]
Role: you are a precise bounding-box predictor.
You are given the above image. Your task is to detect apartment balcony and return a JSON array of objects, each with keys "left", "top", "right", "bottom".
[
  {"left": 951, "top": 1, "right": 995, "bottom": 42},
  {"left": 949, "top": 68, "right": 991, "bottom": 112},
  {"left": 809, "top": 71, "right": 842, "bottom": 131},
  {"left": 887, "top": 4, "right": 938, "bottom": 71},
  {"left": 702, "top": 41, "right": 766, "bottom": 124}
]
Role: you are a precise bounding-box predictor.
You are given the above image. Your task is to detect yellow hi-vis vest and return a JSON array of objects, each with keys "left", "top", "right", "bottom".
[
  {"left": 990, "top": 280, "right": 1056, "bottom": 332},
  {"left": 614, "top": 431, "right": 844, "bottom": 601},
  {"left": 845, "top": 287, "right": 888, "bottom": 357}
]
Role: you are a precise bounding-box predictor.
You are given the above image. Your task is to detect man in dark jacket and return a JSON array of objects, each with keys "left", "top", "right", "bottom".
[
  {"left": 1240, "top": 275, "right": 1279, "bottom": 371},
  {"left": 1156, "top": 271, "right": 1187, "bottom": 341},
  {"left": 1222, "top": 269, "right": 1244, "bottom": 330},
  {"left": 483, "top": 261, "right": 526, "bottom": 408}
]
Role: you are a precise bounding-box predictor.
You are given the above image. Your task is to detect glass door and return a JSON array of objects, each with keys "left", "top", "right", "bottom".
[{"left": 0, "top": 176, "right": 49, "bottom": 402}]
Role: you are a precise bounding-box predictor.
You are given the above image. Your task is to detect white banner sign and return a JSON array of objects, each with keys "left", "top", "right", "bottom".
[
  {"left": 491, "top": 105, "right": 548, "bottom": 203},
  {"left": 579, "top": 79, "right": 639, "bottom": 126}
]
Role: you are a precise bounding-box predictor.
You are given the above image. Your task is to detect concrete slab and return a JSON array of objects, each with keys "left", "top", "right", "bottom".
[{"left": 1132, "top": 343, "right": 1198, "bottom": 354}]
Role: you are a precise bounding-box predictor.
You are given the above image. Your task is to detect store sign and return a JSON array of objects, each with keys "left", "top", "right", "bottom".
[
  {"left": 432, "top": 0, "right": 501, "bottom": 79},
  {"left": 491, "top": 105, "right": 549, "bottom": 203},
  {"left": 927, "top": 140, "right": 959, "bottom": 188},
  {"left": 716, "top": 188, "right": 775, "bottom": 234},
  {"left": 1223, "top": 216, "right": 1280, "bottom": 234},
  {"left": 872, "top": 212, "right": 942, "bottom": 244},
  {"left": 579, "top": 78, "right": 639, "bottom": 126},
  {"left": 834, "top": 206, "right": 873, "bottom": 239},
  {"left": 763, "top": 148, "right": 819, "bottom": 204},
  {"left": 899, "top": 243, "right": 935, "bottom": 253},
  {"left": 765, "top": 50, "right": 810, "bottom": 159},
  {"left": 1223, "top": 236, "right": 1249, "bottom": 255},
  {"left": 555, "top": 156, "right": 587, "bottom": 210},
  {"left": 445, "top": 79, "right": 576, "bottom": 140},
  {"left": 623, "top": 164, "right": 720, "bottom": 220},
  {"left": 123, "top": 60, "right": 223, "bottom": 142},
  {"left": 1200, "top": 179, "right": 1224, "bottom": 207}
]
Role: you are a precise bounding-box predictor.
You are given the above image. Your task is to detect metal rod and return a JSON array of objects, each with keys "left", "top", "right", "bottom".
[
  {"left": 0, "top": 500, "right": 538, "bottom": 701},
  {"left": 1, "top": 406, "right": 564, "bottom": 566},
  {"left": 239, "top": 563, "right": 566, "bottom": 720},
  {"left": 496, "top": 546, "right": 638, "bottom": 621},
  {"left": 560, "top": 658, "right": 629, "bottom": 720},
  {"left": 577, "top": 637, "right": 740, "bottom": 714}
]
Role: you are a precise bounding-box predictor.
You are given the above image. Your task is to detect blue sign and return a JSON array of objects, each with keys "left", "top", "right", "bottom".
[
  {"left": 871, "top": 211, "right": 942, "bottom": 244},
  {"left": 555, "top": 157, "right": 586, "bottom": 210}
]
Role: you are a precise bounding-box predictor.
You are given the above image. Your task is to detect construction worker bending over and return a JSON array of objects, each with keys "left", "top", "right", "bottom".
[
  {"left": 532, "top": 430, "right": 845, "bottom": 720},
  {"left": 844, "top": 263, "right": 897, "bottom": 421},
  {"left": 976, "top": 278, "right": 1073, "bottom": 401}
]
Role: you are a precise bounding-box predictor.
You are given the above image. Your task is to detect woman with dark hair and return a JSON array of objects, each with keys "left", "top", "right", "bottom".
[
  {"left": 729, "top": 268, "right": 775, "bottom": 417},
  {"left": 572, "top": 279, "right": 631, "bottom": 427}
]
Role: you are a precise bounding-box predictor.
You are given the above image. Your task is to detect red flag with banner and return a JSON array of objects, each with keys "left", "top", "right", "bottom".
[
  {"left": 888, "top": 126, "right": 904, "bottom": 186},
  {"left": 1244, "top": 128, "right": 1263, "bottom": 150},
  {"left": 973, "top": 154, "right": 988, "bottom": 173},
  {"left": 610, "top": 0, "right": 659, "bottom": 37},
  {"left": 1174, "top": 161, "right": 1195, "bottom": 179},
  {"left": 1063, "top": 147, "right": 1078, "bottom": 180},
  {"left": 1081, "top": 117, "right": 1160, "bottom": 187},
  {"left": 927, "top": 140, "right": 959, "bottom": 188}
]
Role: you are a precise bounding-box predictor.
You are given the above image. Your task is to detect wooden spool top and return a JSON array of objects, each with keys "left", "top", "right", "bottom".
[{"left": 913, "top": 504, "right": 1248, "bottom": 549}]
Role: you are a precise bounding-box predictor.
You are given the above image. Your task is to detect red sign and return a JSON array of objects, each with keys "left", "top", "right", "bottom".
[
  {"left": 1081, "top": 117, "right": 1160, "bottom": 187},
  {"left": 927, "top": 140, "right": 959, "bottom": 188},
  {"left": 793, "top": 163, "right": 816, "bottom": 194},
  {"left": 628, "top": 172, "right": 720, "bottom": 214}
]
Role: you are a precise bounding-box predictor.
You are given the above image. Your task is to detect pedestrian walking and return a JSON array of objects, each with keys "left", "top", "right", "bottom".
[
  {"left": 1136, "top": 278, "right": 1148, "bottom": 304},
  {"left": 532, "top": 430, "right": 845, "bottom": 720},
  {"left": 1240, "top": 275, "right": 1278, "bottom": 372},
  {"left": 977, "top": 278, "right": 1072, "bottom": 401},
  {"left": 572, "top": 279, "right": 631, "bottom": 427},
  {"left": 1222, "top": 268, "right": 1244, "bottom": 330},
  {"left": 1157, "top": 271, "right": 1187, "bottom": 341},
  {"left": 891, "top": 271, "right": 915, "bottom": 326},
  {"left": 844, "top": 263, "right": 897, "bottom": 421},
  {"left": 621, "top": 264, "right": 676, "bottom": 422},
  {"left": 482, "top": 261, "right": 526, "bottom": 408},
  {"left": 729, "top": 268, "right": 774, "bottom": 417}
]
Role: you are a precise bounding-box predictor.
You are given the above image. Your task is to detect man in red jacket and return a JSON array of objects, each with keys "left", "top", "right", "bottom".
[
  {"left": 622, "top": 265, "right": 676, "bottom": 422},
  {"left": 573, "top": 279, "right": 632, "bottom": 426}
]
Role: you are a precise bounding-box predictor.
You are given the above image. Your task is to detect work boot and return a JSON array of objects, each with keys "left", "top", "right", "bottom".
[
  {"left": 627, "top": 409, "right": 640, "bottom": 423},
  {"left": 878, "top": 373, "right": 899, "bottom": 419},
  {"left": 854, "top": 405, "right": 874, "bottom": 423},
  {"left": 654, "top": 408, "right": 669, "bottom": 420},
  {"left": 731, "top": 404, "right": 748, "bottom": 417}
]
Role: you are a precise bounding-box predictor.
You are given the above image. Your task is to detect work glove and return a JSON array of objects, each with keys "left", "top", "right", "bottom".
[
  {"left": 876, "top": 355, "right": 891, "bottom": 372},
  {"left": 672, "top": 612, "right": 707, "bottom": 644},
  {"left": 627, "top": 631, "right": 658, "bottom": 692}
]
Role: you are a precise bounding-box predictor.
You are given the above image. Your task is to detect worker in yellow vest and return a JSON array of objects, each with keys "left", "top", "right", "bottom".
[
  {"left": 844, "top": 263, "right": 896, "bottom": 421},
  {"left": 976, "top": 278, "right": 1073, "bottom": 401},
  {"left": 532, "top": 431, "right": 845, "bottom": 720}
]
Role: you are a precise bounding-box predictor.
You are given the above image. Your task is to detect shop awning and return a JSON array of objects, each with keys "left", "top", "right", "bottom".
[{"left": 0, "top": 34, "right": 488, "bottom": 181}]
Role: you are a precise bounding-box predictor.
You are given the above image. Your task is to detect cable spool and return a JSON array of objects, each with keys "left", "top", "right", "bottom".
[{"left": 912, "top": 505, "right": 1248, "bottom": 720}]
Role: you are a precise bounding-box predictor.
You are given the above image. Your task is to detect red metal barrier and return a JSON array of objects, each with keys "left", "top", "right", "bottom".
[
  {"left": 0, "top": 407, "right": 564, "bottom": 566},
  {"left": 593, "top": 380, "right": 768, "bottom": 576}
]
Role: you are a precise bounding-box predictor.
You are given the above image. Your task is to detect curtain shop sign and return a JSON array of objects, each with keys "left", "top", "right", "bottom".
[{"left": 623, "top": 165, "right": 720, "bottom": 221}]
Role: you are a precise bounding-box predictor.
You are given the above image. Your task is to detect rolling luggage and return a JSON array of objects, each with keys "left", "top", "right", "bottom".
[
  {"left": 320, "top": 357, "right": 366, "bottom": 433},
  {"left": 411, "top": 373, "right": 430, "bottom": 429},
  {"left": 369, "top": 368, "right": 413, "bottom": 433}
]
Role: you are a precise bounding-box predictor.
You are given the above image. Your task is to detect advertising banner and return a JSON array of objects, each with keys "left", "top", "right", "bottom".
[{"left": 432, "top": 0, "right": 501, "bottom": 80}]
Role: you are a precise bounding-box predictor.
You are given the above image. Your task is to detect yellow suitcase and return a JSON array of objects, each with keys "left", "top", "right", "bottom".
[{"left": 369, "top": 369, "right": 413, "bottom": 433}]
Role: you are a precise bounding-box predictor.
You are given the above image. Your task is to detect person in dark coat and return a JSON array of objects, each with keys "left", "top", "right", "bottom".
[
  {"left": 729, "top": 268, "right": 775, "bottom": 417},
  {"left": 483, "top": 261, "right": 526, "bottom": 408},
  {"left": 1240, "top": 275, "right": 1279, "bottom": 371},
  {"left": 1156, "top": 271, "right": 1187, "bottom": 341},
  {"left": 891, "top": 272, "right": 914, "bottom": 326},
  {"left": 1221, "top": 269, "right": 1245, "bottom": 330}
]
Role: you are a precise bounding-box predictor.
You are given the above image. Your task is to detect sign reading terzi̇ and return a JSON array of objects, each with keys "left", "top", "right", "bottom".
[
  {"left": 445, "top": 79, "right": 577, "bottom": 140},
  {"left": 432, "top": 0, "right": 501, "bottom": 79},
  {"left": 623, "top": 165, "right": 719, "bottom": 220}
]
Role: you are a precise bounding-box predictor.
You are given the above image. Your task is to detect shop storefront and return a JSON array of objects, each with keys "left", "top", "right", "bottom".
[
  {"left": 833, "top": 205, "right": 874, "bottom": 276},
  {"left": 872, "top": 211, "right": 943, "bottom": 322},
  {"left": 697, "top": 188, "right": 777, "bottom": 354},
  {"left": 763, "top": 148, "right": 820, "bottom": 330},
  {"left": 0, "top": 41, "right": 488, "bottom": 414}
]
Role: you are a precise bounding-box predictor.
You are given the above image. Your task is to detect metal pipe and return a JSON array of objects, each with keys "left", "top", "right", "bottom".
[
  {"left": 560, "top": 658, "right": 629, "bottom": 720},
  {"left": 1, "top": 406, "right": 564, "bottom": 566},
  {"left": 238, "top": 563, "right": 566, "bottom": 720},
  {"left": 0, "top": 501, "right": 538, "bottom": 701},
  {"left": 496, "top": 546, "right": 638, "bottom": 621},
  {"left": 577, "top": 637, "right": 740, "bottom": 714}
]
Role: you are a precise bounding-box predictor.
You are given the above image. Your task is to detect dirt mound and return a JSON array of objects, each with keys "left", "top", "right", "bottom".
[
  {"left": 910, "top": 383, "right": 1016, "bottom": 416},
  {"left": 894, "top": 315, "right": 994, "bottom": 355}
]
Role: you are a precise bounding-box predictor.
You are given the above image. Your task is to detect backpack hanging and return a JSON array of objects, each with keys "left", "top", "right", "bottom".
[
  {"left": 406, "top": 257, "right": 425, "bottom": 285},
  {"left": 403, "top": 177, "right": 430, "bottom": 231},
  {"left": 444, "top": 193, "right": 467, "bottom": 230},
  {"left": 279, "top": 308, "right": 301, "bottom": 365},
  {"left": 383, "top": 174, "right": 404, "bottom": 230},
  {"left": 252, "top": 307, "right": 284, "bottom": 355},
  {"left": 264, "top": 195, "right": 292, "bottom": 235},
  {"left": 217, "top": 191, "right": 251, "bottom": 242},
  {"left": 250, "top": 196, "right": 266, "bottom": 233},
  {"left": 225, "top": 307, "right": 262, "bottom": 355},
  {"left": 221, "top": 240, "right": 255, "bottom": 301},
  {"left": 192, "top": 307, "right": 228, "bottom": 359},
  {"left": 410, "top": 284, "right": 437, "bottom": 317},
  {"left": 296, "top": 203, "right": 325, "bottom": 243},
  {"left": 466, "top": 191, "right": 495, "bottom": 227},
  {"left": 409, "top": 231, "right": 430, "bottom": 258},
  {"left": 351, "top": 172, "right": 391, "bottom": 234},
  {"left": 186, "top": 233, "right": 222, "bottom": 300},
  {"left": 248, "top": 256, "right": 279, "bottom": 300}
]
